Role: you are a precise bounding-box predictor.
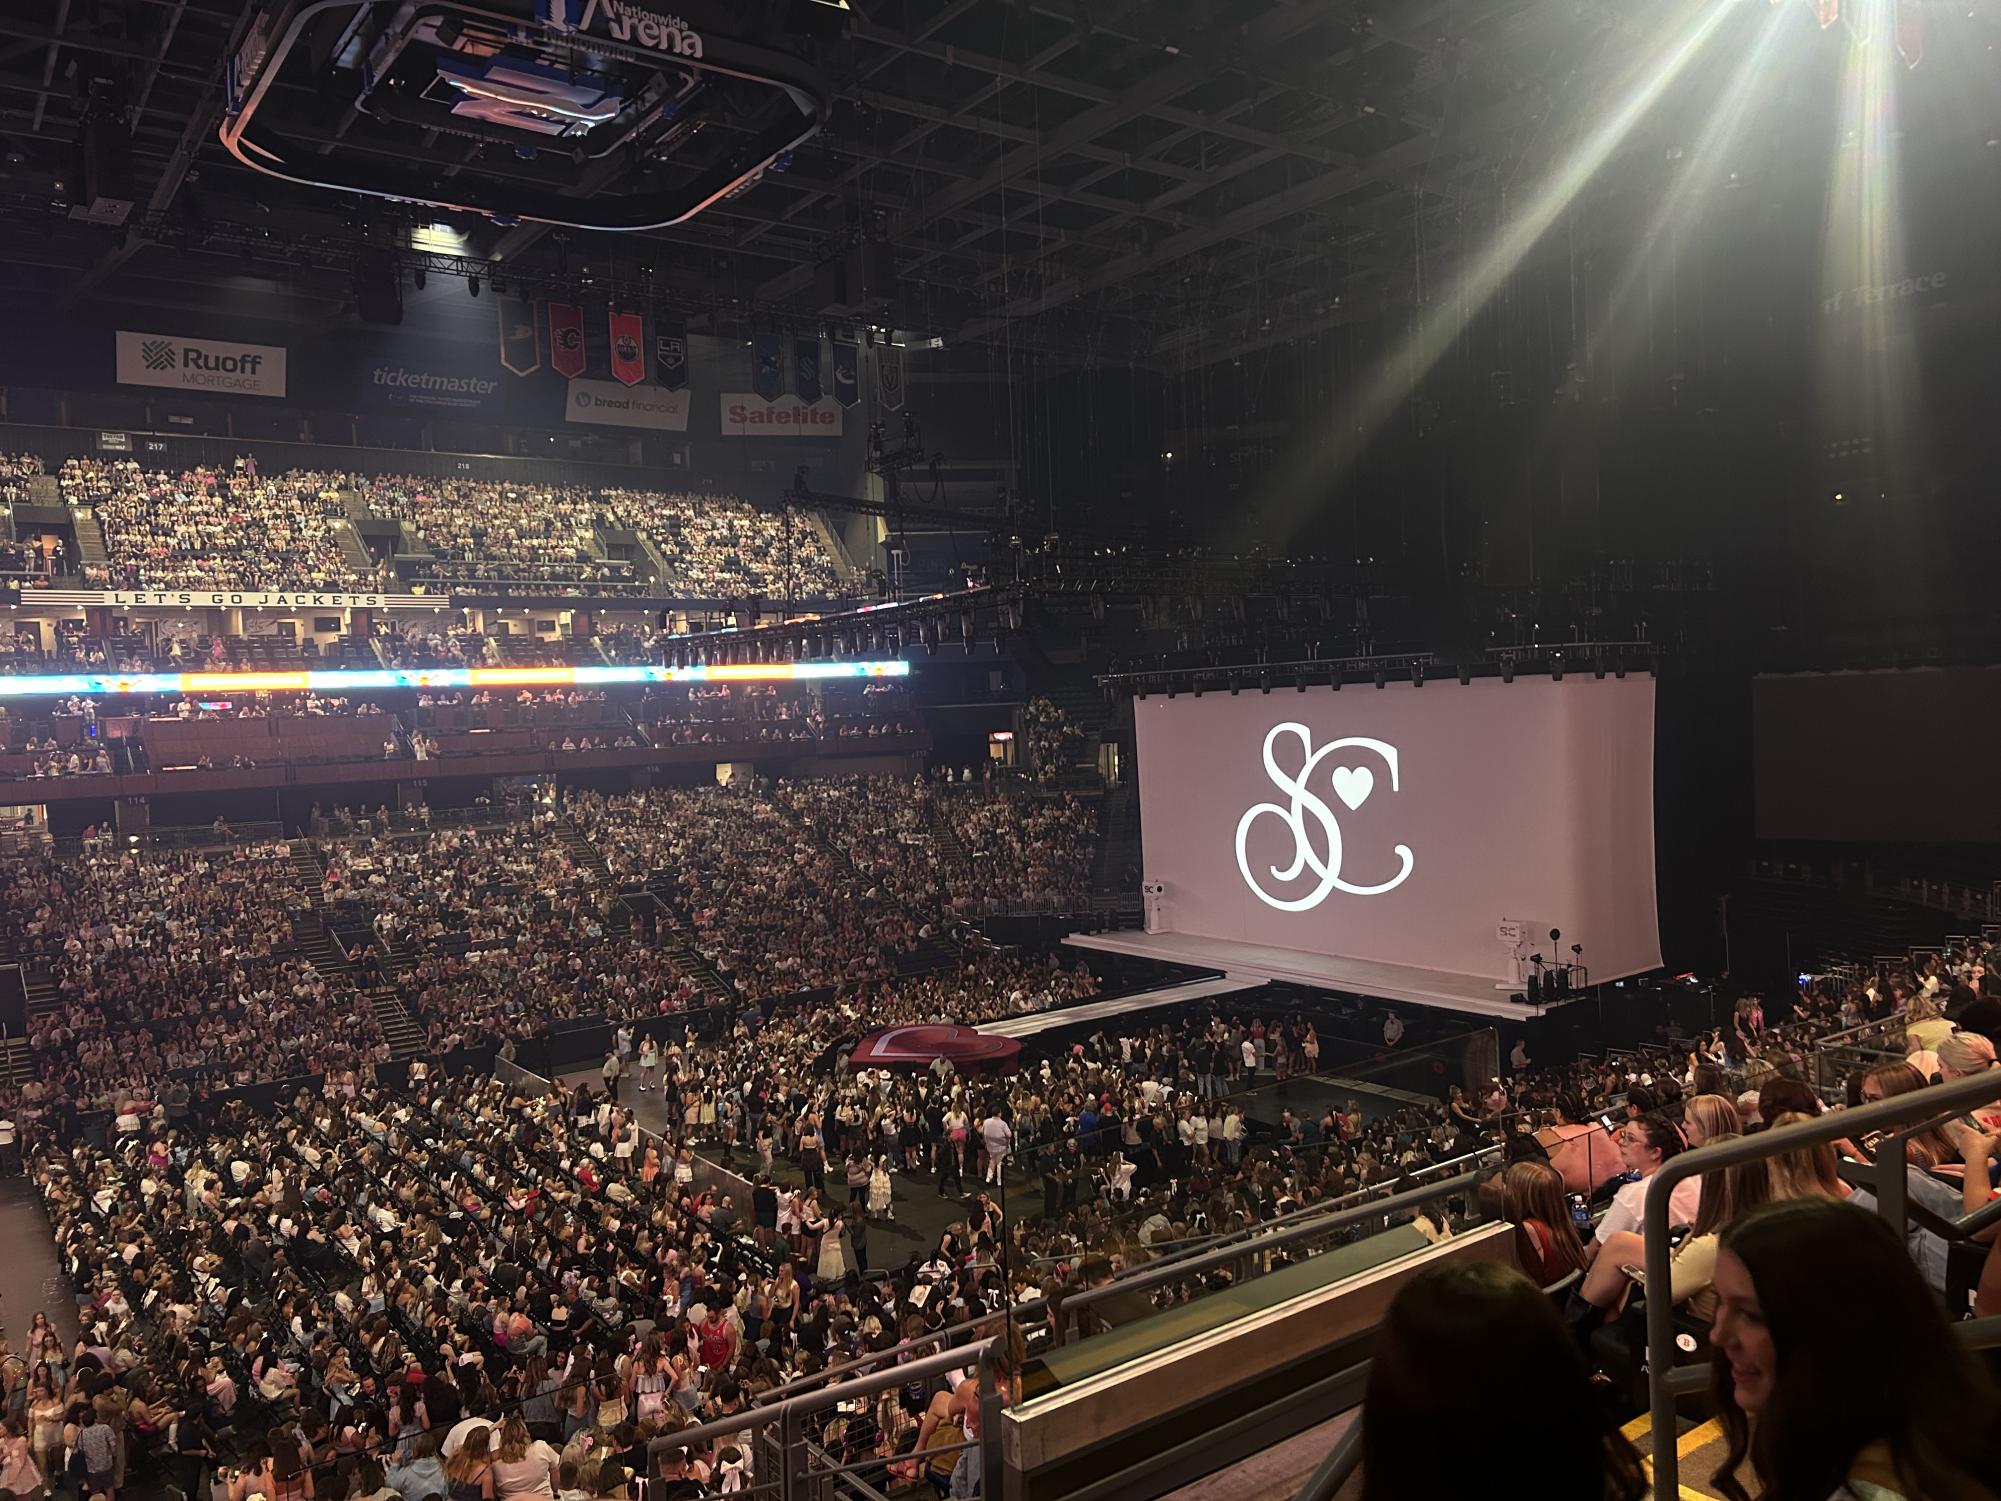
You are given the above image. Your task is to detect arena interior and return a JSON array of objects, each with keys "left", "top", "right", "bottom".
[{"left": 0, "top": 0, "right": 1999, "bottom": 1497}]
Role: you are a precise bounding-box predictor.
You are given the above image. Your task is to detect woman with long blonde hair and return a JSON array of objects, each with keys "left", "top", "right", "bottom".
[
  {"left": 1682, "top": 1093, "right": 1741, "bottom": 1149},
  {"left": 489, "top": 1413, "right": 558, "bottom": 1501}
]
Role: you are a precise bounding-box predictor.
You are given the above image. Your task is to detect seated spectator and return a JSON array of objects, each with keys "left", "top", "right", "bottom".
[
  {"left": 1709, "top": 1197, "right": 2001, "bottom": 1501},
  {"left": 1682, "top": 1092, "right": 1742, "bottom": 1148},
  {"left": 1583, "top": 1115, "right": 1699, "bottom": 1264},
  {"left": 1495, "top": 1159, "right": 1587, "bottom": 1288},
  {"left": 1844, "top": 1063, "right": 2001, "bottom": 1293},
  {"left": 1359, "top": 1261, "right": 1647, "bottom": 1500}
]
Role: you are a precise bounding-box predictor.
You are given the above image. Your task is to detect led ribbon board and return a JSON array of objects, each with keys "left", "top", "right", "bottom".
[{"left": 0, "top": 660, "right": 909, "bottom": 698}]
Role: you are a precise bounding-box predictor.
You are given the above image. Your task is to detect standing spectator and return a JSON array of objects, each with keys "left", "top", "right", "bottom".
[{"left": 980, "top": 1107, "right": 1013, "bottom": 1186}]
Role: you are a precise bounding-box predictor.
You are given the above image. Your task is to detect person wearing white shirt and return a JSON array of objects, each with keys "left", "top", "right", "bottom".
[
  {"left": 1585, "top": 1116, "right": 1701, "bottom": 1263},
  {"left": 980, "top": 1111, "right": 1012, "bottom": 1184}
]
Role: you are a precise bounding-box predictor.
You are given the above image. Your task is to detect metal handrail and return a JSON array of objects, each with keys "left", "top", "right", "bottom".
[
  {"left": 1062, "top": 1167, "right": 1487, "bottom": 1321},
  {"left": 1292, "top": 1409, "right": 1366, "bottom": 1501},
  {"left": 1642, "top": 1070, "right": 2001, "bottom": 1497},
  {"left": 757, "top": 1150, "right": 1501, "bottom": 1403},
  {"left": 1126, "top": 1142, "right": 1502, "bottom": 1272},
  {"left": 648, "top": 1335, "right": 1005, "bottom": 1501}
]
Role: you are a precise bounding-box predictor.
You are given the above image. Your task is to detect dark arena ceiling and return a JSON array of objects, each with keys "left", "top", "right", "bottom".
[{"left": 1, "top": 0, "right": 1999, "bottom": 366}]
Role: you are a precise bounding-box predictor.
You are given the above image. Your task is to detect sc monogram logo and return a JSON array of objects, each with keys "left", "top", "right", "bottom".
[{"left": 1234, "top": 723, "right": 1415, "bottom": 911}]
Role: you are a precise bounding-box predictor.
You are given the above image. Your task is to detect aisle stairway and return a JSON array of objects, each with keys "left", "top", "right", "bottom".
[
  {"left": 560, "top": 817, "right": 736, "bottom": 1006},
  {"left": 288, "top": 837, "right": 425, "bottom": 1056},
  {"left": 288, "top": 840, "right": 328, "bottom": 906},
  {"left": 367, "top": 989, "right": 427, "bottom": 1059},
  {"left": 775, "top": 792, "right": 962, "bottom": 969},
  {"left": 66, "top": 500, "right": 108, "bottom": 579},
  {"left": 630, "top": 888, "right": 737, "bottom": 1006},
  {"left": 335, "top": 519, "right": 376, "bottom": 580}
]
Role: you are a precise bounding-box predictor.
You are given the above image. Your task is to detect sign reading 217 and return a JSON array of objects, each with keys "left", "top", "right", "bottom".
[{"left": 1234, "top": 723, "right": 1415, "bottom": 911}]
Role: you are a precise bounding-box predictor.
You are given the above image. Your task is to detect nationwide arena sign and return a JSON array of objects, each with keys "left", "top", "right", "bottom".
[{"left": 0, "top": 660, "right": 910, "bottom": 698}]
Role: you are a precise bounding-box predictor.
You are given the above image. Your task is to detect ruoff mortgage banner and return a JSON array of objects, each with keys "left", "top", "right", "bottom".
[{"left": 116, "top": 331, "right": 288, "bottom": 398}]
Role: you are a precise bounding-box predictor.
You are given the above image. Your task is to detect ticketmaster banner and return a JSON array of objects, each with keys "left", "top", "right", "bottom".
[
  {"left": 115, "top": 331, "right": 288, "bottom": 398},
  {"left": 364, "top": 359, "right": 503, "bottom": 413},
  {"left": 566, "top": 377, "right": 690, "bottom": 431}
]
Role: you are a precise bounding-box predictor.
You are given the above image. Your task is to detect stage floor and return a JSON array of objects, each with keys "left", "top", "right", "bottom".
[
  {"left": 1063, "top": 930, "right": 1575, "bottom": 1020},
  {"left": 974, "top": 975, "right": 1265, "bottom": 1039}
]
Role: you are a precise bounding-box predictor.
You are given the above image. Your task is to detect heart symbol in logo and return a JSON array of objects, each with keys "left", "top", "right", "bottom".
[{"left": 1329, "top": 765, "right": 1374, "bottom": 811}]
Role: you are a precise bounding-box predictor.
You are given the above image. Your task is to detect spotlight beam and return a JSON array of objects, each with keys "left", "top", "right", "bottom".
[
  {"left": 1583, "top": 1, "right": 1797, "bottom": 375},
  {"left": 1272, "top": 0, "right": 1735, "bottom": 532}
]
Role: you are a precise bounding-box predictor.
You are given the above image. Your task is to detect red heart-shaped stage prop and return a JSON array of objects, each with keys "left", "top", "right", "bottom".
[{"left": 849, "top": 1024, "right": 1022, "bottom": 1072}]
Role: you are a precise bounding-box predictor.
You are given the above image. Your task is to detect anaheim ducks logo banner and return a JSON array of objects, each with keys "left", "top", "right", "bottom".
[
  {"left": 609, "top": 309, "right": 645, "bottom": 387},
  {"left": 548, "top": 303, "right": 586, "bottom": 379},
  {"left": 498, "top": 297, "right": 540, "bottom": 376}
]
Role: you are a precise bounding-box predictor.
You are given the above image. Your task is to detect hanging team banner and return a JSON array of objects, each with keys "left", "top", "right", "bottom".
[
  {"left": 656, "top": 324, "right": 688, "bottom": 390},
  {"left": 877, "top": 345, "right": 905, "bottom": 411},
  {"left": 794, "top": 336, "right": 822, "bottom": 404},
  {"left": 609, "top": 309, "right": 646, "bottom": 387},
  {"left": 498, "top": 297, "right": 540, "bottom": 376},
  {"left": 753, "top": 334, "right": 784, "bottom": 402},
  {"left": 832, "top": 338, "right": 860, "bottom": 408},
  {"left": 549, "top": 303, "right": 586, "bottom": 379}
]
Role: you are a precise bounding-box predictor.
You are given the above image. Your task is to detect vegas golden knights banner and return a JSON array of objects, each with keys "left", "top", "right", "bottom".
[
  {"left": 498, "top": 297, "right": 540, "bottom": 376},
  {"left": 877, "top": 345, "right": 905, "bottom": 412}
]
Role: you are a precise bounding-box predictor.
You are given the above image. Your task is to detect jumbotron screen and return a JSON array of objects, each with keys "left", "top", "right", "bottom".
[{"left": 1135, "top": 676, "right": 1662, "bottom": 983}]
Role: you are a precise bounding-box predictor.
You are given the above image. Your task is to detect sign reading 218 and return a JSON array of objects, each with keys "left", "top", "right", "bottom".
[{"left": 1234, "top": 723, "right": 1415, "bottom": 911}]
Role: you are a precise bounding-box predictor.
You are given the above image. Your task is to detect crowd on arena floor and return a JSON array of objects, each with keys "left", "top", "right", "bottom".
[{"left": 3, "top": 861, "right": 2000, "bottom": 1500}]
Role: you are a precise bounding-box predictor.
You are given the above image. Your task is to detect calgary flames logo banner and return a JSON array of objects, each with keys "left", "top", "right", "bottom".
[{"left": 549, "top": 303, "right": 586, "bottom": 378}]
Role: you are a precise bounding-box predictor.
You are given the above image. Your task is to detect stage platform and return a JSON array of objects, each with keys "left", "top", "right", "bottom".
[
  {"left": 1063, "top": 931, "right": 1578, "bottom": 1021},
  {"left": 974, "top": 975, "right": 1265, "bottom": 1039}
]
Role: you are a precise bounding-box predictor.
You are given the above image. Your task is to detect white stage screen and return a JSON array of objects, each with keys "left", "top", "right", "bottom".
[{"left": 1135, "top": 677, "right": 1661, "bottom": 984}]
